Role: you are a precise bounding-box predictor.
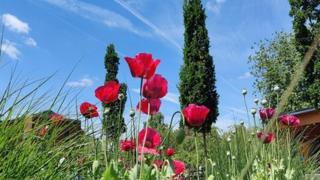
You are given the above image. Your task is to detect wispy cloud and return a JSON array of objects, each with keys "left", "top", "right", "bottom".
[
  {"left": 1, "top": 40, "right": 20, "bottom": 60},
  {"left": 131, "top": 88, "right": 180, "bottom": 105},
  {"left": 206, "top": 0, "right": 227, "bottom": 15},
  {"left": 24, "top": 37, "right": 37, "bottom": 47},
  {"left": 113, "top": 0, "right": 182, "bottom": 51},
  {"left": 67, "top": 77, "right": 94, "bottom": 88},
  {"left": 162, "top": 92, "right": 179, "bottom": 105},
  {"left": 45, "top": 0, "right": 148, "bottom": 37},
  {"left": 238, "top": 71, "right": 252, "bottom": 79},
  {"left": 2, "top": 13, "right": 30, "bottom": 34}
]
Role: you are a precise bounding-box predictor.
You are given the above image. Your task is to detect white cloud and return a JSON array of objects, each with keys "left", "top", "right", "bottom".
[
  {"left": 206, "top": 0, "right": 227, "bottom": 15},
  {"left": 238, "top": 71, "right": 252, "bottom": 79},
  {"left": 131, "top": 88, "right": 180, "bottom": 105},
  {"left": 1, "top": 40, "right": 20, "bottom": 60},
  {"left": 2, "top": 13, "right": 30, "bottom": 34},
  {"left": 162, "top": 92, "right": 179, "bottom": 105},
  {"left": 45, "top": 0, "right": 148, "bottom": 37},
  {"left": 67, "top": 77, "right": 94, "bottom": 88},
  {"left": 113, "top": 0, "right": 182, "bottom": 51},
  {"left": 24, "top": 37, "right": 37, "bottom": 47}
]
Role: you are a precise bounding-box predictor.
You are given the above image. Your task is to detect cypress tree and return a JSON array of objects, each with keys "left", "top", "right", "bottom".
[
  {"left": 103, "top": 44, "right": 127, "bottom": 139},
  {"left": 289, "top": 0, "right": 320, "bottom": 108},
  {"left": 179, "top": 0, "right": 219, "bottom": 133}
]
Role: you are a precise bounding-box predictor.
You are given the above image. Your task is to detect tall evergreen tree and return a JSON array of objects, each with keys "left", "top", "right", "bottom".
[
  {"left": 289, "top": 0, "right": 320, "bottom": 108},
  {"left": 103, "top": 44, "right": 127, "bottom": 139},
  {"left": 179, "top": 0, "right": 219, "bottom": 133}
]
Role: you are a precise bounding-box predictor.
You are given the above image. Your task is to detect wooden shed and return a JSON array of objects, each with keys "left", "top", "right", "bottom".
[
  {"left": 24, "top": 110, "right": 83, "bottom": 141},
  {"left": 289, "top": 108, "right": 320, "bottom": 158}
]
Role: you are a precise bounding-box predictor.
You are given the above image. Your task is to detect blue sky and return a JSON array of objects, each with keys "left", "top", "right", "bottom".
[{"left": 0, "top": 0, "right": 292, "bottom": 130}]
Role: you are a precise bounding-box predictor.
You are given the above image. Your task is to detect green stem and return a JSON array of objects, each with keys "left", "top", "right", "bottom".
[
  {"left": 139, "top": 101, "right": 151, "bottom": 179},
  {"left": 243, "top": 95, "right": 251, "bottom": 127},
  {"left": 136, "top": 77, "right": 143, "bottom": 167},
  {"left": 202, "top": 132, "right": 208, "bottom": 179},
  {"left": 90, "top": 119, "right": 97, "bottom": 159},
  {"left": 161, "top": 111, "right": 181, "bottom": 146},
  {"left": 194, "top": 132, "right": 200, "bottom": 180}
]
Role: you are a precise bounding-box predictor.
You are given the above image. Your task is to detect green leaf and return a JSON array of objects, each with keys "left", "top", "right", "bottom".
[
  {"left": 176, "top": 128, "right": 186, "bottom": 145},
  {"left": 127, "top": 164, "right": 139, "bottom": 180},
  {"left": 101, "top": 162, "right": 119, "bottom": 180}
]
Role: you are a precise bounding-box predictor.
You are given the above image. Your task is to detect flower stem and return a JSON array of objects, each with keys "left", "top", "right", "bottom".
[
  {"left": 243, "top": 95, "right": 251, "bottom": 127},
  {"left": 90, "top": 119, "right": 97, "bottom": 159},
  {"left": 136, "top": 77, "right": 143, "bottom": 167},
  {"left": 194, "top": 132, "right": 200, "bottom": 180},
  {"left": 202, "top": 132, "right": 208, "bottom": 179},
  {"left": 139, "top": 101, "right": 151, "bottom": 179}
]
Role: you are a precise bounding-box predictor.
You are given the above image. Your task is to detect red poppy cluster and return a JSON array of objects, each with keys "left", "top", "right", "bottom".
[
  {"left": 256, "top": 131, "right": 275, "bottom": 144},
  {"left": 77, "top": 52, "right": 186, "bottom": 176},
  {"left": 279, "top": 114, "right": 300, "bottom": 127},
  {"left": 259, "top": 108, "right": 275, "bottom": 123},
  {"left": 124, "top": 53, "right": 168, "bottom": 116}
]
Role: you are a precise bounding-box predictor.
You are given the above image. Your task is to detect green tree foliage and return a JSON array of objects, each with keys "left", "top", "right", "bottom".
[
  {"left": 289, "top": 0, "right": 320, "bottom": 108},
  {"left": 248, "top": 32, "right": 309, "bottom": 111},
  {"left": 179, "top": 0, "right": 219, "bottom": 133},
  {"left": 103, "top": 44, "right": 127, "bottom": 139}
]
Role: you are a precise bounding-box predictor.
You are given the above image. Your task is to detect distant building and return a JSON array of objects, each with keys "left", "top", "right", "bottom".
[
  {"left": 289, "top": 108, "right": 320, "bottom": 158},
  {"left": 24, "top": 110, "right": 83, "bottom": 141}
]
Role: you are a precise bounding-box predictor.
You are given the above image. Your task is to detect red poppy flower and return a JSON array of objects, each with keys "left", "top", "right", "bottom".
[
  {"left": 124, "top": 53, "right": 160, "bottom": 79},
  {"left": 257, "top": 132, "right": 275, "bottom": 144},
  {"left": 182, "top": 104, "right": 210, "bottom": 127},
  {"left": 165, "top": 147, "right": 175, "bottom": 157},
  {"left": 120, "top": 139, "right": 136, "bottom": 152},
  {"left": 137, "top": 98, "right": 161, "bottom": 115},
  {"left": 173, "top": 160, "right": 185, "bottom": 176},
  {"left": 153, "top": 159, "right": 165, "bottom": 169},
  {"left": 138, "top": 146, "right": 160, "bottom": 155},
  {"left": 279, "top": 114, "right": 300, "bottom": 127},
  {"left": 138, "top": 127, "right": 161, "bottom": 155},
  {"left": 142, "top": 74, "right": 168, "bottom": 99},
  {"left": 40, "top": 127, "right": 47, "bottom": 137},
  {"left": 259, "top": 108, "right": 275, "bottom": 122},
  {"left": 49, "top": 113, "right": 64, "bottom": 125},
  {"left": 80, "top": 102, "right": 99, "bottom": 118},
  {"left": 95, "top": 81, "right": 120, "bottom": 104}
]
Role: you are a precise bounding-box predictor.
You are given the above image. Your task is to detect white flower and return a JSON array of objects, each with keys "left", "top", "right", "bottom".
[
  {"left": 240, "top": 120, "right": 244, "bottom": 126},
  {"left": 212, "top": 162, "right": 216, "bottom": 167},
  {"left": 58, "top": 157, "right": 66, "bottom": 167},
  {"left": 273, "top": 85, "right": 280, "bottom": 92},
  {"left": 231, "top": 130, "right": 236, "bottom": 134},
  {"left": 254, "top": 98, "right": 259, "bottom": 104},
  {"left": 129, "top": 109, "right": 135, "bottom": 117},
  {"left": 242, "top": 89, "right": 248, "bottom": 96},
  {"left": 227, "top": 137, "right": 232, "bottom": 142},
  {"left": 251, "top": 108, "right": 257, "bottom": 115},
  {"left": 92, "top": 160, "right": 99, "bottom": 174},
  {"left": 261, "top": 99, "right": 268, "bottom": 106},
  {"left": 232, "top": 156, "right": 236, "bottom": 160},
  {"left": 226, "top": 151, "right": 231, "bottom": 156},
  {"left": 104, "top": 107, "right": 111, "bottom": 114},
  {"left": 118, "top": 93, "right": 125, "bottom": 100}
]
